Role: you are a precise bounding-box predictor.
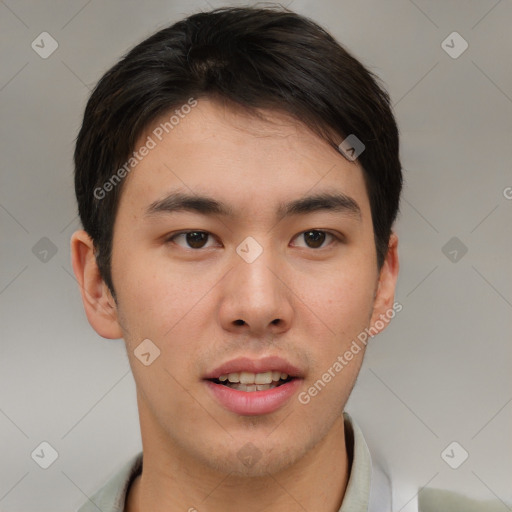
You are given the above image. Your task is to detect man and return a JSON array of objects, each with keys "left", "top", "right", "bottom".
[{"left": 71, "top": 6, "right": 401, "bottom": 511}]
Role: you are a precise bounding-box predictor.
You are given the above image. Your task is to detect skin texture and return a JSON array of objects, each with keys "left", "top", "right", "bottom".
[{"left": 71, "top": 99, "right": 399, "bottom": 512}]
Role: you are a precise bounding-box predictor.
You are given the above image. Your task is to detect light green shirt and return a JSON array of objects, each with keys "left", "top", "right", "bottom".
[
  {"left": 77, "top": 412, "right": 389, "bottom": 512},
  {"left": 77, "top": 412, "right": 501, "bottom": 511}
]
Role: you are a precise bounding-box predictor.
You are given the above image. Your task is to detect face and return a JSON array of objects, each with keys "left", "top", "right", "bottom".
[{"left": 74, "top": 98, "right": 398, "bottom": 478}]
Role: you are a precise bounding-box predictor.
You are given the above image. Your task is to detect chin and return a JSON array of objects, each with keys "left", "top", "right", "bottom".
[{"left": 195, "top": 437, "right": 310, "bottom": 478}]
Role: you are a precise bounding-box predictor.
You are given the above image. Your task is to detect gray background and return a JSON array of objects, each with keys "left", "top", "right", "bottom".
[{"left": 0, "top": 1, "right": 511, "bottom": 511}]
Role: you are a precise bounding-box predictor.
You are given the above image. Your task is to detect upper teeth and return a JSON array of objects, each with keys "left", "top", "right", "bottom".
[{"left": 218, "top": 371, "right": 289, "bottom": 384}]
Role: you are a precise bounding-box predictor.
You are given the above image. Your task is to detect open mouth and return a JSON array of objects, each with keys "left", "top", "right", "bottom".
[
  {"left": 208, "top": 371, "right": 295, "bottom": 392},
  {"left": 204, "top": 367, "right": 302, "bottom": 415}
]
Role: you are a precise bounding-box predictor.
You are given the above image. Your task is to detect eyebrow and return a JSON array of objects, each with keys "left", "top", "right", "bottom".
[{"left": 144, "top": 191, "right": 361, "bottom": 220}]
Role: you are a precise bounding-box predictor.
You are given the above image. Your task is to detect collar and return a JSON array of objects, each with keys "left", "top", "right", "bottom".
[
  {"left": 340, "top": 411, "right": 392, "bottom": 512},
  {"left": 78, "top": 412, "right": 391, "bottom": 512}
]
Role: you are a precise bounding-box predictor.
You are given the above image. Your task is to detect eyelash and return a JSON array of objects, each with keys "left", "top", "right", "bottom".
[{"left": 165, "top": 230, "right": 342, "bottom": 250}]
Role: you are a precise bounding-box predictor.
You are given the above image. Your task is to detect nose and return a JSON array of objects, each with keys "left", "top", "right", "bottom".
[{"left": 218, "top": 245, "right": 294, "bottom": 337}]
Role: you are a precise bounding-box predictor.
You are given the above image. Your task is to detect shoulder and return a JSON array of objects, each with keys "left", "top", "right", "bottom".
[
  {"left": 76, "top": 452, "right": 143, "bottom": 512},
  {"left": 419, "top": 488, "right": 510, "bottom": 512}
]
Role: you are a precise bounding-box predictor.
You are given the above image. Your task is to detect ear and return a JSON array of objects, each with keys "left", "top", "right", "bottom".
[
  {"left": 369, "top": 232, "right": 400, "bottom": 333},
  {"left": 70, "top": 230, "right": 123, "bottom": 339}
]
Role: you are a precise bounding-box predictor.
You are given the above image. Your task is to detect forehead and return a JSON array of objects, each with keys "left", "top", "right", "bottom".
[{"left": 118, "top": 99, "right": 370, "bottom": 219}]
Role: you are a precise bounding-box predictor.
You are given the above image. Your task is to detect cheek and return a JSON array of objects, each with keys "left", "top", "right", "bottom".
[
  {"left": 338, "top": 272, "right": 375, "bottom": 321},
  {"left": 114, "top": 251, "right": 197, "bottom": 329},
  {"left": 306, "top": 264, "right": 376, "bottom": 336},
  {"left": 296, "top": 272, "right": 373, "bottom": 416}
]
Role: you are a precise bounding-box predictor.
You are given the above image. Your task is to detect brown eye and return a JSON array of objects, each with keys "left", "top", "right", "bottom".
[
  {"left": 292, "top": 230, "right": 339, "bottom": 249},
  {"left": 185, "top": 231, "right": 209, "bottom": 248},
  {"left": 303, "top": 230, "right": 326, "bottom": 248},
  {"left": 168, "top": 231, "right": 215, "bottom": 249}
]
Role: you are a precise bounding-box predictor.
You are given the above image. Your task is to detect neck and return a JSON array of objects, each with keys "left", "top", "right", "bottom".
[{"left": 126, "top": 414, "right": 349, "bottom": 512}]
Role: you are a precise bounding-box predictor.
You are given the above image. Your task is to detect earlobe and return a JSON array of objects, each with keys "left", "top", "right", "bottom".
[
  {"left": 70, "top": 230, "right": 123, "bottom": 339},
  {"left": 369, "top": 232, "right": 400, "bottom": 333}
]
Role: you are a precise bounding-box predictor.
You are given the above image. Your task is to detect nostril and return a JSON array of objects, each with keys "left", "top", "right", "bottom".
[
  {"left": 234, "top": 319, "right": 245, "bottom": 326},
  {"left": 271, "top": 318, "right": 281, "bottom": 325}
]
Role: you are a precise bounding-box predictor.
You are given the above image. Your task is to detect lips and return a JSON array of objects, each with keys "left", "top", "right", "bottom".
[
  {"left": 202, "top": 356, "right": 305, "bottom": 415},
  {"left": 204, "top": 377, "right": 302, "bottom": 415},
  {"left": 203, "top": 356, "right": 303, "bottom": 380}
]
